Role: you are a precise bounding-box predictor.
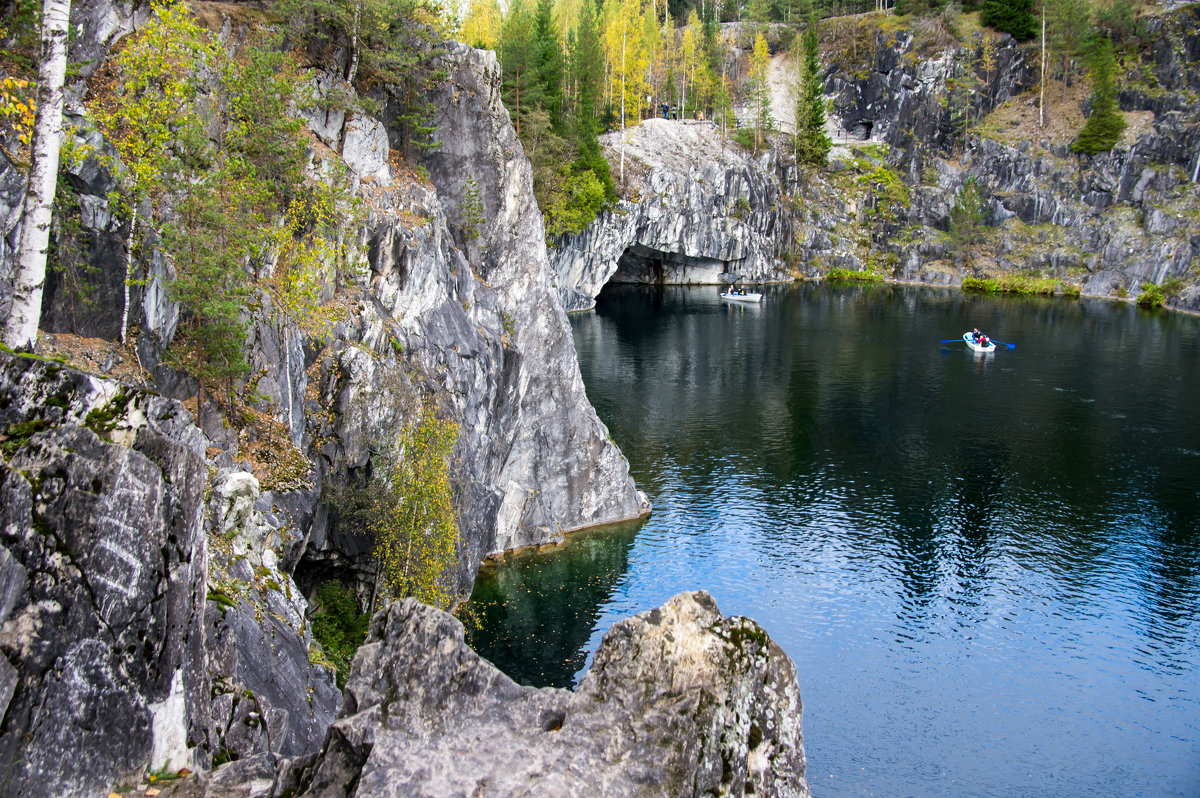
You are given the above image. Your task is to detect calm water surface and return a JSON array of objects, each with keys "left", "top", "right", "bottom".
[{"left": 465, "top": 283, "right": 1200, "bottom": 797}]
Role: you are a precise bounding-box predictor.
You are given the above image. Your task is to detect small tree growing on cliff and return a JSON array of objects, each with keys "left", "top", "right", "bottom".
[
  {"left": 1071, "top": 35, "right": 1125, "bottom": 155},
  {"left": 747, "top": 31, "right": 774, "bottom": 154},
  {"left": 948, "top": 176, "right": 986, "bottom": 270},
  {"left": 793, "top": 12, "right": 831, "bottom": 167},
  {"left": 355, "top": 406, "right": 461, "bottom": 613}
]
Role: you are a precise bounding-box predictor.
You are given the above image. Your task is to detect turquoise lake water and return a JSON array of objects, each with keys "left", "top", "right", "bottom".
[{"left": 464, "top": 283, "right": 1200, "bottom": 797}]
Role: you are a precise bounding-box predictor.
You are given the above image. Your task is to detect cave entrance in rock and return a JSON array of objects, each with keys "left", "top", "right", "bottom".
[{"left": 609, "top": 243, "right": 730, "bottom": 285}]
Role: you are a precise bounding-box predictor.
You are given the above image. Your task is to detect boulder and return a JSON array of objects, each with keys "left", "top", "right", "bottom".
[
  {"left": 342, "top": 114, "right": 393, "bottom": 185},
  {"left": 293, "top": 591, "right": 809, "bottom": 798}
]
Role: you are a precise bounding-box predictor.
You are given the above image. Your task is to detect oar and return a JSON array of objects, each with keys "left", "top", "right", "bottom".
[
  {"left": 990, "top": 340, "right": 1016, "bottom": 349},
  {"left": 940, "top": 339, "right": 964, "bottom": 344}
]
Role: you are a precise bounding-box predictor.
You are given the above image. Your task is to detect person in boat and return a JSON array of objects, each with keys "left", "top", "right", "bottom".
[
  {"left": 972, "top": 327, "right": 982, "bottom": 341},
  {"left": 980, "top": 334, "right": 990, "bottom": 347}
]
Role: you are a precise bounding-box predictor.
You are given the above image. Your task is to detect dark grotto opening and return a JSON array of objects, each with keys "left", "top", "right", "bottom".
[{"left": 609, "top": 243, "right": 731, "bottom": 285}]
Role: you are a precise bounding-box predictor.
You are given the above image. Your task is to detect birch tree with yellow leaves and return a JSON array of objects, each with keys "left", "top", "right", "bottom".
[
  {"left": 5, "top": 0, "right": 70, "bottom": 350},
  {"left": 368, "top": 407, "right": 461, "bottom": 612}
]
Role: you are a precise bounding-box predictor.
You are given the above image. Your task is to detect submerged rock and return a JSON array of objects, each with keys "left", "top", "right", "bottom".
[{"left": 293, "top": 591, "right": 808, "bottom": 798}]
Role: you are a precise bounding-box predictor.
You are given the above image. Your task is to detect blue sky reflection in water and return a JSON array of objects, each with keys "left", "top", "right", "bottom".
[{"left": 463, "top": 283, "right": 1200, "bottom": 797}]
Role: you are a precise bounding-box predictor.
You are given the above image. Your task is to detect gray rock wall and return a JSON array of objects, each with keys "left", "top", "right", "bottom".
[
  {"left": 0, "top": 352, "right": 209, "bottom": 796},
  {"left": 415, "top": 44, "right": 652, "bottom": 555},
  {"left": 551, "top": 120, "right": 797, "bottom": 311}
]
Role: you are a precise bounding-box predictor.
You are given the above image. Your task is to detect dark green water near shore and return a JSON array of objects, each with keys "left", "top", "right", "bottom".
[{"left": 465, "top": 283, "right": 1200, "bottom": 797}]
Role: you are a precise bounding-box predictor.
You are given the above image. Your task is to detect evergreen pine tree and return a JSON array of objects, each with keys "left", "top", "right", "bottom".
[
  {"left": 532, "top": 0, "right": 564, "bottom": 132},
  {"left": 794, "top": 12, "right": 830, "bottom": 166},
  {"left": 1072, "top": 35, "right": 1125, "bottom": 154},
  {"left": 499, "top": 0, "right": 537, "bottom": 135},
  {"left": 981, "top": 0, "right": 1036, "bottom": 41},
  {"left": 948, "top": 176, "right": 985, "bottom": 269}
]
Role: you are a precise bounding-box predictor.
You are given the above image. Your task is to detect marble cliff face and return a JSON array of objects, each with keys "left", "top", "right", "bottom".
[
  {"left": 0, "top": 3, "right": 667, "bottom": 790},
  {"left": 551, "top": 9, "right": 1199, "bottom": 312}
]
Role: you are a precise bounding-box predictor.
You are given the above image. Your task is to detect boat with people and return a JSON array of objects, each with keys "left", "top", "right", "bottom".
[
  {"left": 963, "top": 331, "right": 996, "bottom": 353},
  {"left": 721, "top": 289, "right": 763, "bottom": 303}
]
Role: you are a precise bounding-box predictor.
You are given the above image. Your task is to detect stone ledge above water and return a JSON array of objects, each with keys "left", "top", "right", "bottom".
[{"left": 284, "top": 590, "right": 809, "bottom": 798}]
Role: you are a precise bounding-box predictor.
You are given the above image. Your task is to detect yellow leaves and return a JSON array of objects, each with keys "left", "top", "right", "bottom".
[
  {"left": 459, "top": 0, "right": 502, "bottom": 49},
  {"left": 265, "top": 186, "right": 359, "bottom": 338},
  {"left": 602, "top": 0, "right": 652, "bottom": 125},
  {"left": 371, "top": 406, "right": 460, "bottom": 610},
  {"left": 750, "top": 31, "right": 770, "bottom": 84},
  {"left": 88, "top": 0, "right": 216, "bottom": 197},
  {"left": 0, "top": 76, "right": 35, "bottom": 147}
]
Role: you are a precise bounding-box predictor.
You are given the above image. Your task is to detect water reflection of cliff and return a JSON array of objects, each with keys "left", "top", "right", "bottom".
[
  {"left": 574, "top": 283, "right": 1200, "bottom": 654},
  {"left": 464, "top": 520, "right": 643, "bottom": 687},
  {"left": 471, "top": 283, "right": 1200, "bottom": 795}
]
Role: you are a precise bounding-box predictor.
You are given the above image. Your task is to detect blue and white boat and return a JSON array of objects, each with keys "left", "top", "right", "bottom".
[{"left": 964, "top": 332, "right": 996, "bottom": 353}]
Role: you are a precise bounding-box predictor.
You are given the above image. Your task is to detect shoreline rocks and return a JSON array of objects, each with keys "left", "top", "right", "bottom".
[{"left": 289, "top": 591, "right": 808, "bottom": 798}]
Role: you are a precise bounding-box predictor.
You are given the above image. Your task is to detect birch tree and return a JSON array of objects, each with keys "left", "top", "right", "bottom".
[
  {"left": 749, "top": 31, "right": 773, "bottom": 153},
  {"left": 5, "top": 0, "right": 70, "bottom": 350}
]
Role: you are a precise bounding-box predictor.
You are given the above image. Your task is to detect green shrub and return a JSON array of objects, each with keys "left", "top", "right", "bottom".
[
  {"left": 981, "top": 0, "right": 1036, "bottom": 40},
  {"left": 1137, "top": 283, "right": 1164, "bottom": 307},
  {"left": 309, "top": 581, "right": 369, "bottom": 688},
  {"left": 826, "top": 268, "right": 883, "bottom": 283},
  {"left": 733, "top": 127, "right": 757, "bottom": 152},
  {"left": 962, "top": 274, "right": 1065, "bottom": 295},
  {"left": 1136, "top": 276, "right": 1182, "bottom": 308}
]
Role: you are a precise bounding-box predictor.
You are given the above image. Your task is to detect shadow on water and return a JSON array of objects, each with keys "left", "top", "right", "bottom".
[{"left": 464, "top": 519, "right": 644, "bottom": 687}]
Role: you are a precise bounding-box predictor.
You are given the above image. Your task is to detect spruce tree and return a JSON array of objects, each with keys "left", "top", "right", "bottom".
[
  {"left": 499, "top": 0, "right": 537, "bottom": 135},
  {"left": 948, "top": 176, "right": 985, "bottom": 269},
  {"left": 1046, "top": 0, "right": 1093, "bottom": 101},
  {"left": 794, "top": 12, "right": 830, "bottom": 167},
  {"left": 1072, "top": 35, "right": 1125, "bottom": 154},
  {"left": 532, "top": 0, "right": 564, "bottom": 132},
  {"left": 981, "top": 0, "right": 1036, "bottom": 41}
]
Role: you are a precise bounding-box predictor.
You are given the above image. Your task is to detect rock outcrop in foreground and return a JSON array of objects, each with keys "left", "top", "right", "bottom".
[
  {"left": 0, "top": 351, "right": 344, "bottom": 794},
  {"left": 292, "top": 591, "right": 808, "bottom": 798},
  {"left": 0, "top": 351, "right": 210, "bottom": 796},
  {"left": 0, "top": 350, "right": 809, "bottom": 797}
]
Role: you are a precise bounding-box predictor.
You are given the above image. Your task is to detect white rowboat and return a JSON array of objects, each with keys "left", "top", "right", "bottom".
[
  {"left": 963, "top": 332, "right": 996, "bottom": 353},
  {"left": 721, "top": 292, "right": 763, "bottom": 303}
]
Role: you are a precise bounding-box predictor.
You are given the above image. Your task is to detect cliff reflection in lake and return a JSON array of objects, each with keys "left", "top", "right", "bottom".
[
  {"left": 465, "top": 520, "right": 642, "bottom": 687},
  {"left": 465, "top": 282, "right": 1200, "bottom": 797}
]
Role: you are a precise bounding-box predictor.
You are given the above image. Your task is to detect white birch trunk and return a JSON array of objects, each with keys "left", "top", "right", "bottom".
[
  {"left": 345, "top": 0, "right": 361, "bottom": 84},
  {"left": 5, "top": 0, "right": 71, "bottom": 350},
  {"left": 1040, "top": 7, "right": 1046, "bottom": 129},
  {"left": 120, "top": 204, "right": 136, "bottom": 344}
]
